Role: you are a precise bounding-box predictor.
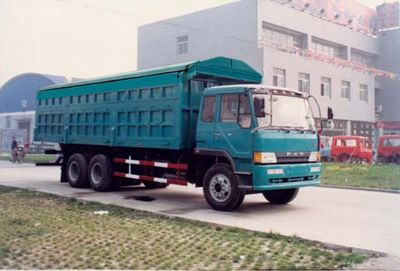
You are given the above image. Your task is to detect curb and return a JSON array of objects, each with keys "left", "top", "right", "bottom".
[{"left": 320, "top": 185, "right": 400, "bottom": 194}]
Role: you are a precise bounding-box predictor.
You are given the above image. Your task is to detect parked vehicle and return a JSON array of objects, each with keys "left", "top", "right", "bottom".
[
  {"left": 320, "top": 136, "right": 332, "bottom": 162},
  {"left": 377, "top": 135, "right": 400, "bottom": 164},
  {"left": 35, "top": 57, "right": 322, "bottom": 211},
  {"left": 330, "top": 136, "right": 373, "bottom": 163}
]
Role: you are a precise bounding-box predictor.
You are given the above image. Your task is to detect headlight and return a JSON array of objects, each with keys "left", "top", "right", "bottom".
[
  {"left": 253, "top": 152, "right": 277, "bottom": 164},
  {"left": 309, "top": 151, "right": 320, "bottom": 162}
]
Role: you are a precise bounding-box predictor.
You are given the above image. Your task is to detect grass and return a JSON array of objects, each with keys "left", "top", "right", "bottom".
[
  {"left": 0, "top": 154, "right": 55, "bottom": 164},
  {"left": 321, "top": 163, "right": 400, "bottom": 191},
  {"left": 0, "top": 185, "right": 366, "bottom": 270}
]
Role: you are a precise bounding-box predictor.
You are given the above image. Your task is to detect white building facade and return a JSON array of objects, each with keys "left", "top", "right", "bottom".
[{"left": 138, "top": 0, "right": 380, "bottom": 139}]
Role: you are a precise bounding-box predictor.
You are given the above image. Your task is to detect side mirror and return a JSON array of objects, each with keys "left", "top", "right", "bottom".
[{"left": 254, "top": 97, "right": 266, "bottom": 118}]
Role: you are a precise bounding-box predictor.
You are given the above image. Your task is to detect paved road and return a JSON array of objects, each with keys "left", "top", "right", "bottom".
[{"left": 1, "top": 161, "right": 400, "bottom": 261}]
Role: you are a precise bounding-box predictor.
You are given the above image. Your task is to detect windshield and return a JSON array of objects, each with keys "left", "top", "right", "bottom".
[
  {"left": 384, "top": 138, "right": 400, "bottom": 147},
  {"left": 253, "top": 94, "right": 315, "bottom": 130}
]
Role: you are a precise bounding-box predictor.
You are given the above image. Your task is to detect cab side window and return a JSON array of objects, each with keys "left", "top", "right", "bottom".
[
  {"left": 220, "top": 94, "right": 251, "bottom": 128},
  {"left": 201, "top": 96, "right": 216, "bottom": 123},
  {"left": 221, "top": 95, "right": 238, "bottom": 122},
  {"left": 238, "top": 94, "right": 251, "bottom": 128}
]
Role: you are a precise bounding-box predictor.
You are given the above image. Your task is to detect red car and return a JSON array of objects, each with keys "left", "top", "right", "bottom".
[
  {"left": 377, "top": 135, "right": 400, "bottom": 164},
  {"left": 330, "top": 136, "right": 373, "bottom": 163}
]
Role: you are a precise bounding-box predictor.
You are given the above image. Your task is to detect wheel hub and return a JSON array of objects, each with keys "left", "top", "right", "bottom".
[
  {"left": 68, "top": 161, "right": 79, "bottom": 182},
  {"left": 209, "top": 174, "right": 232, "bottom": 203},
  {"left": 91, "top": 163, "right": 103, "bottom": 185}
]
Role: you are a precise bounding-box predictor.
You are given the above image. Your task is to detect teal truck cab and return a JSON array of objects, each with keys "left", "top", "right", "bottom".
[
  {"left": 196, "top": 85, "right": 321, "bottom": 210},
  {"left": 35, "top": 57, "right": 321, "bottom": 211}
]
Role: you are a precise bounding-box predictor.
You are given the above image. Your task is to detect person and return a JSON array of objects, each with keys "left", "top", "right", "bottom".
[
  {"left": 11, "top": 137, "right": 18, "bottom": 152},
  {"left": 11, "top": 137, "right": 18, "bottom": 163}
]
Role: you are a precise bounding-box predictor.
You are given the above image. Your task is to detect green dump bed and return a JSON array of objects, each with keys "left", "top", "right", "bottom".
[{"left": 35, "top": 57, "right": 261, "bottom": 150}]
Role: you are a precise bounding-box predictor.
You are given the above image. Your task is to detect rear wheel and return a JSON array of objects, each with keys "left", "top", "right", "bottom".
[
  {"left": 203, "top": 164, "right": 245, "bottom": 211},
  {"left": 66, "top": 153, "right": 88, "bottom": 188},
  {"left": 263, "top": 188, "right": 299, "bottom": 204},
  {"left": 88, "top": 154, "right": 113, "bottom": 192}
]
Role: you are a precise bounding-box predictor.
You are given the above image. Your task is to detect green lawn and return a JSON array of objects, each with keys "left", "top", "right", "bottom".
[
  {"left": 0, "top": 186, "right": 366, "bottom": 270},
  {"left": 0, "top": 154, "right": 56, "bottom": 164},
  {"left": 321, "top": 163, "right": 400, "bottom": 191}
]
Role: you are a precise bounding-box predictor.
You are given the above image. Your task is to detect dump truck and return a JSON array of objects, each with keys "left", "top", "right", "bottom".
[{"left": 35, "top": 57, "right": 322, "bottom": 211}]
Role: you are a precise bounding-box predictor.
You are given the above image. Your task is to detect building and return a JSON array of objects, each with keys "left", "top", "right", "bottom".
[
  {"left": 375, "top": 2, "right": 400, "bottom": 135},
  {"left": 0, "top": 73, "right": 69, "bottom": 148},
  {"left": 138, "top": 0, "right": 396, "bottom": 141}
]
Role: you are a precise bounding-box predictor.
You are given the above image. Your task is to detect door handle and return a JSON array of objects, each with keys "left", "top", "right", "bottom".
[{"left": 214, "top": 132, "right": 221, "bottom": 137}]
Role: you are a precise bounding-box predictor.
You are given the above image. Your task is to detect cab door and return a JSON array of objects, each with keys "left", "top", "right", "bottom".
[
  {"left": 213, "top": 94, "right": 253, "bottom": 159},
  {"left": 196, "top": 95, "right": 216, "bottom": 149}
]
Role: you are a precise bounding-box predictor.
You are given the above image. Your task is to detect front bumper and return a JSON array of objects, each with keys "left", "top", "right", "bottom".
[{"left": 251, "top": 162, "right": 321, "bottom": 191}]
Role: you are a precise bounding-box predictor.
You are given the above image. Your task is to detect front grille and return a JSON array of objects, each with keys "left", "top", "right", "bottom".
[
  {"left": 270, "top": 175, "right": 318, "bottom": 184},
  {"left": 276, "top": 152, "right": 310, "bottom": 164}
]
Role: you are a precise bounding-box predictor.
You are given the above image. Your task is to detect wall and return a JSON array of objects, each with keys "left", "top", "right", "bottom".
[
  {"left": 376, "top": 28, "right": 400, "bottom": 122},
  {"left": 258, "top": 0, "right": 379, "bottom": 122},
  {"left": 137, "top": 0, "right": 263, "bottom": 73},
  {"left": 0, "top": 111, "right": 35, "bottom": 144}
]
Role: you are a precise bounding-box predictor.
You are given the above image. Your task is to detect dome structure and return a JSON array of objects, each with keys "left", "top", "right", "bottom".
[{"left": 0, "top": 73, "right": 70, "bottom": 113}]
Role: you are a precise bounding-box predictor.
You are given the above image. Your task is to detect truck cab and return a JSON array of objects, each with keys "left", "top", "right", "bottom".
[
  {"left": 377, "top": 135, "right": 400, "bottom": 163},
  {"left": 330, "top": 136, "right": 372, "bottom": 163},
  {"left": 196, "top": 85, "right": 321, "bottom": 210}
]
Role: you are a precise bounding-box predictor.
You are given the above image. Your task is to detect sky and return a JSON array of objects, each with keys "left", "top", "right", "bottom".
[{"left": 0, "top": 0, "right": 392, "bottom": 86}]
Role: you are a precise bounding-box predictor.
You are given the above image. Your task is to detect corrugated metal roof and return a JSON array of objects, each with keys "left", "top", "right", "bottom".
[{"left": 38, "top": 57, "right": 262, "bottom": 92}]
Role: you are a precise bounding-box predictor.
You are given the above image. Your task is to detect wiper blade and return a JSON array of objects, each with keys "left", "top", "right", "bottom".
[
  {"left": 252, "top": 125, "right": 316, "bottom": 134},
  {"left": 290, "top": 127, "right": 317, "bottom": 134},
  {"left": 251, "top": 125, "right": 290, "bottom": 134}
]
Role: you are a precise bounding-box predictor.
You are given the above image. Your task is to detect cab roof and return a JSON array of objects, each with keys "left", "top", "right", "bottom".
[{"left": 204, "top": 84, "right": 308, "bottom": 97}]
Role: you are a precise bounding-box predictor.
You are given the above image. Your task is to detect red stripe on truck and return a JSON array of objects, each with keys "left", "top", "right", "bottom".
[
  {"left": 113, "top": 157, "right": 188, "bottom": 170},
  {"left": 113, "top": 158, "right": 126, "bottom": 164},
  {"left": 113, "top": 172, "right": 126, "bottom": 178},
  {"left": 113, "top": 172, "right": 187, "bottom": 186}
]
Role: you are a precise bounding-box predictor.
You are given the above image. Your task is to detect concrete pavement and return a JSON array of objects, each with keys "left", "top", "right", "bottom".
[{"left": 1, "top": 161, "right": 400, "bottom": 264}]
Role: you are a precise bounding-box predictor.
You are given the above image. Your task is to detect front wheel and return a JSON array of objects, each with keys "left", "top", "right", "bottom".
[
  {"left": 263, "top": 188, "right": 299, "bottom": 204},
  {"left": 203, "top": 164, "right": 245, "bottom": 211}
]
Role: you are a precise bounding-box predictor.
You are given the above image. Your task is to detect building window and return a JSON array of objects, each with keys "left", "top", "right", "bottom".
[
  {"left": 311, "top": 38, "right": 345, "bottom": 59},
  {"left": 177, "top": 35, "right": 189, "bottom": 56},
  {"left": 273, "top": 68, "right": 286, "bottom": 87},
  {"left": 298, "top": 73, "right": 310, "bottom": 93},
  {"left": 351, "top": 50, "right": 376, "bottom": 67},
  {"left": 341, "top": 81, "right": 351, "bottom": 100},
  {"left": 262, "top": 24, "right": 303, "bottom": 49},
  {"left": 6, "top": 116, "right": 11, "bottom": 128},
  {"left": 320, "top": 77, "right": 331, "bottom": 97},
  {"left": 360, "top": 84, "right": 368, "bottom": 102}
]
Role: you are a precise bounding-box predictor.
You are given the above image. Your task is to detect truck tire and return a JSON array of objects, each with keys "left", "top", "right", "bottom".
[
  {"left": 88, "top": 154, "right": 113, "bottom": 192},
  {"left": 263, "top": 188, "right": 299, "bottom": 204},
  {"left": 203, "top": 164, "right": 245, "bottom": 211},
  {"left": 66, "top": 153, "right": 88, "bottom": 188}
]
